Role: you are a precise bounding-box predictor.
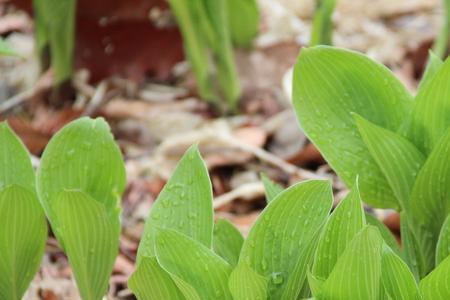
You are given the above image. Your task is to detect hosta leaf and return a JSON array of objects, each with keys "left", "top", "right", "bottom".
[
  {"left": 293, "top": 46, "right": 412, "bottom": 209},
  {"left": 365, "top": 213, "right": 401, "bottom": 257},
  {"left": 420, "top": 254, "right": 450, "bottom": 300},
  {"left": 436, "top": 213, "right": 450, "bottom": 264},
  {"left": 319, "top": 226, "right": 383, "bottom": 300},
  {"left": 0, "top": 122, "right": 35, "bottom": 190},
  {"left": 307, "top": 270, "right": 325, "bottom": 297},
  {"left": 155, "top": 229, "right": 232, "bottom": 300},
  {"left": 400, "top": 212, "right": 425, "bottom": 281},
  {"left": 0, "top": 185, "right": 47, "bottom": 300},
  {"left": 381, "top": 244, "right": 420, "bottom": 300},
  {"left": 410, "top": 128, "right": 450, "bottom": 271},
  {"left": 417, "top": 51, "right": 444, "bottom": 92},
  {"left": 310, "top": 0, "right": 336, "bottom": 46},
  {"left": 34, "top": 0, "right": 76, "bottom": 83},
  {"left": 128, "top": 257, "right": 184, "bottom": 300},
  {"left": 53, "top": 190, "right": 120, "bottom": 300},
  {"left": 213, "top": 219, "right": 244, "bottom": 266},
  {"left": 261, "top": 173, "right": 283, "bottom": 203},
  {"left": 37, "top": 117, "right": 126, "bottom": 237},
  {"left": 406, "top": 58, "right": 450, "bottom": 154},
  {"left": 312, "top": 184, "right": 365, "bottom": 279},
  {"left": 137, "top": 145, "right": 213, "bottom": 260},
  {"left": 354, "top": 114, "right": 425, "bottom": 212},
  {"left": 239, "top": 180, "right": 333, "bottom": 299},
  {"left": 227, "top": 0, "right": 259, "bottom": 48},
  {"left": 228, "top": 263, "right": 267, "bottom": 300}
]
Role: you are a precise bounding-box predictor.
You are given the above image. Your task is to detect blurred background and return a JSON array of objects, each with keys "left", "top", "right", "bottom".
[{"left": 0, "top": 0, "right": 447, "bottom": 298}]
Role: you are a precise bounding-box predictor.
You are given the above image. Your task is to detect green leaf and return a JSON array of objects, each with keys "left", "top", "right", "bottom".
[
  {"left": 228, "top": 263, "right": 268, "bottom": 300},
  {"left": 312, "top": 184, "right": 366, "bottom": 279},
  {"left": 34, "top": 0, "right": 76, "bottom": 83},
  {"left": 53, "top": 190, "right": 120, "bottom": 300},
  {"left": 137, "top": 145, "right": 213, "bottom": 261},
  {"left": 260, "top": 173, "right": 284, "bottom": 203},
  {"left": 420, "top": 254, "right": 450, "bottom": 300},
  {"left": 239, "top": 180, "right": 333, "bottom": 299},
  {"left": 155, "top": 229, "right": 233, "bottom": 300},
  {"left": 37, "top": 117, "right": 126, "bottom": 239},
  {"left": 319, "top": 226, "right": 383, "bottom": 300},
  {"left": 128, "top": 257, "right": 185, "bottom": 300},
  {"left": 410, "top": 128, "right": 450, "bottom": 271},
  {"left": 293, "top": 46, "right": 413, "bottom": 209},
  {"left": 0, "top": 185, "right": 47, "bottom": 300},
  {"left": 400, "top": 212, "right": 425, "bottom": 281},
  {"left": 310, "top": 0, "right": 336, "bottom": 46},
  {"left": 307, "top": 269, "right": 325, "bottom": 297},
  {"left": 226, "top": 0, "right": 259, "bottom": 48},
  {"left": 365, "top": 213, "right": 401, "bottom": 257},
  {"left": 381, "top": 244, "right": 420, "bottom": 300},
  {"left": 0, "top": 122, "right": 35, "bottom": 190},
  {"left": 417, "top": 51, "right": 444, "bottom": 92},
  {"left": 406, "top": 58, "right": 450, "bottom": 154},
  {"left": 0, "top": 38, "right": 18, "bottom": 56},
  {"left": 213, "top": 219, "right": 244, "bottom": 266},
  {"left": 354, "top": 114, "right": 425, "bottom": 212},
  {"left": 436, "top": 213, "right": 450, "bottom": 265}
]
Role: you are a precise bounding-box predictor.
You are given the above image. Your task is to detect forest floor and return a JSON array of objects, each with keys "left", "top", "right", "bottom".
[{"left": 0, "top": 0, "right": 444, "bottom": 298}]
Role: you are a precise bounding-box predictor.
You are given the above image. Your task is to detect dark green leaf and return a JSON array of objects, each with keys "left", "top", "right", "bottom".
[
  {"left": 436, "top": 213, "right": 450, "bottom": 265},
  {"left": 365, "top": 213, "right": 401, "bottom": 257},
  {"left": 227, "top": 0, "right": 259, "bottom": 48}
]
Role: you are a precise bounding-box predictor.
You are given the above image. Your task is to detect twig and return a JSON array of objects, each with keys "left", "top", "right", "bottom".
[
  {"left": 83, "top": 80, "right": 108, "bottom": 116},
  {"left": 0, "top": 70, "right": 53, "bottom": 114},
  {"left": 213, "top": 182, "right": 265, "bottom": 209}
]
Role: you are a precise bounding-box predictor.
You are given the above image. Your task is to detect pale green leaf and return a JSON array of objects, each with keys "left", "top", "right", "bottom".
[
  {"left": 128, "top": 257, "right": 185, "bottom": 300},
  {"left": 293, "top": 46, "right": 413, "bottom": 209},
  {"left": 213, "top": 219, "right": 244, "bottom": 266},
  {"left": 420, "top": 254, "right": 450, "bottom": 300},
  {"left": 307, "top": 269, "right": 325, "bottom": 297},
  {"left": 53, "top": 190, "right": 120, "bottom": 300},
  {"left": 260, "top": 173, "right": 283, "bottom": 203},
  {"left": 319, "top": 226, "right": 383, "bottom": 300},
  {"left": 310, "top": 0, "right": 336, "bottom": 46},
  {"left": 227, "top": 0, "right": 259, "bottom": 48},
  {"left": 381, "top": 244, "right": 420, "bottom": 300},
  {"left": 410, "top": 128, "right": 450, "bottom": 271},
  {"left": 312, "top": 184, "right": 366, "bottom": 279},
  {"left": 37, "top": 117, "right": 126, "bottom": 239},
  {"left": 0, "top": 185, "right": 47, "bottom": 300},
  {"left": 406, "top": 58, "right": 450, "bottom": 154},
  {"left": 365, "top": 213, "right": 401, "bottom": 257},
  {"left": 400, "top": 212, "right": 426, "bottom": 281},
  {"left": 239, "top": 180, "right": 333, "bottom": 299},
  {"left": 417, "top": 51, "right": 444, "bottom": 92},
  {"left": 436, "top": 213, "right": 450, "bottom": 265},
  {"left": 137, "top": 145, "right": 213, "bottom": 260},
  {"left": 354, "top": 113, "right": 425, "bottom": 212},
  {"left": 155, "top": 229, "right": 232, "bottom": 300},
  {"left": 0, "top": 122, "right": 35, "bottom": 190},
  {"left": 228, "top": 263, "right": 267, "bottom": 300}
]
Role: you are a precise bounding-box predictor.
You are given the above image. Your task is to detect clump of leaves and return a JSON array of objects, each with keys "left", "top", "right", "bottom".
[
  {"left": 168, "top": 0, "right": 258, "bottom": 111},
  {"left": 0, "top": 122, "right": 47, "bottom": 300},
  {"left": 36, "top": 117, "right": 126, "bottom": 299},
  {"left": 129, "top": 146, "right": 449, "bottom": 299},
  {"left": 33, "top": 0, "right": 76, "bottom": 84},
  {"left": 293, "top": 45, "right": 450, "bottom": 291}
]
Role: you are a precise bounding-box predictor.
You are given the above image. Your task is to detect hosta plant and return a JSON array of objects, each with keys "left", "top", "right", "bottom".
[
  {"left": 128, "top": 146, "right": 449, "bottom": 299},
  {"left": 293, "top": 45, "right": 450, "bottom": 293},
  {"left": 0, "top": 117, "right": 125, "bottom": 299}
]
